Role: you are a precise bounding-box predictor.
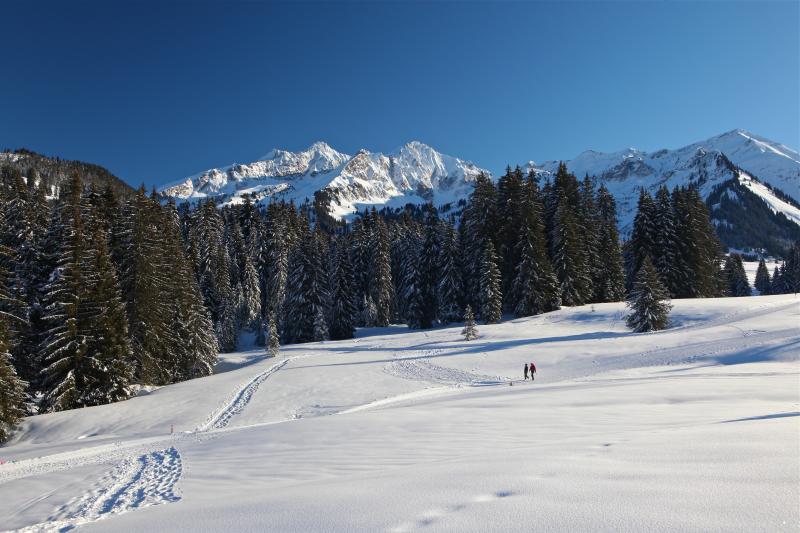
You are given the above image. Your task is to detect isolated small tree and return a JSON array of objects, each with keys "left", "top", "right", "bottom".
[
  {"left": 266, "top": 314, "right": 280, "bottom": 358},
  {"left": 461, "top": 305, "right": 479, "bottom": 341},
  {"left": 626, "top": 256, "right": 672, "bottom": 333}
]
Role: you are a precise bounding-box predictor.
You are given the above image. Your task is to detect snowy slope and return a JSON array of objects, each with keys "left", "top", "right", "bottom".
[
  {"left": 159, "top": 141, "right": 488, "bottom": 218},
  {"left": 525, "top": 129, "right": 800, "bottom": 235},
  {"left": 1, "top": 295, "right": 798, "bottom": 532}
]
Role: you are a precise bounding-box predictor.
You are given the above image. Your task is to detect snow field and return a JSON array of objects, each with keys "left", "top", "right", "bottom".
[{"left": 1, "top": 294, "right": 798, "bottom": 531}]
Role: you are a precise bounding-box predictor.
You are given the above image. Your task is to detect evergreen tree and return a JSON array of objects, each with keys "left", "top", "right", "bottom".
[
  {"left": 460, "top": 173, "right": 497, "bottom": 311},
  {"left": 784, "top": 242, "right": 800, "bottom": 294},
  {"left": 626, "top": 256, "right": 672, "bottom": 333},
  {"left": 723, "top": 254, "right": 752, "bottom": 297},
  {"left": 479, "top": 241, "right": 502, "bottom": 324},
  {"left": 266, "top": 313, "right": 280, "bottom": 357},
  {"left": 329, "top": 242, "right": 357, "bottom": 340},
  {"left": 369, "top": 216, "right": 394, "bottom": 327},
  {"left": 593, "top": 185, "right": 626, "bottom": 302},
  {"left": 754, "top": 258, "right": 772, "bottom": 295},
  {"left": 551, "top": 191, "right": 590, "bottom": 306},
  {"left": 509, "top": 176, "right": 560, "bottom": 317},
  {"left": 771, "top": 265, "right": 785, "bottom": 294},
  {"left": 577, "top": 175, "right": 599, "bottom": 301},
  {"left": 496, "top": 166, "right": 525, "bottom": 306},
  {"left": 437, "top": 222, "right": 463, "bottom": 323},
  {"left": 461, "top": 305, "right": 478, "bottom": 341},
  {"left": 416, "top": 207, "right": 440, "bottom": 329},
  {"left": 653, "top": 186, "right": 681, "bottom": 295},
  {"left": 627, "top": 189, "right": 659, "bottom": 290},
  {"left": 0, "top": 316, "right": 27, "bottom": 443}
]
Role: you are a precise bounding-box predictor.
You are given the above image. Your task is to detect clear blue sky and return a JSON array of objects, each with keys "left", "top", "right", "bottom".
[{"left": 2, "top": 1, "right": 797, "bottom": 188}]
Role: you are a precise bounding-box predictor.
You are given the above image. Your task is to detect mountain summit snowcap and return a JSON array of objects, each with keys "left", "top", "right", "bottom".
[
  {"left": 159, "top": 129, "right": 799, "bottom": 229},
  {"left": 159, "top": 141, "right": 489, "bottom": 218}
]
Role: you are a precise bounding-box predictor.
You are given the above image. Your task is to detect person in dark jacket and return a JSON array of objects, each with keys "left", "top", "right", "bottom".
[
  {"left": 524, "top": 363, "right": 529, "bottom": 380},
  {"left": 529, "top": 361, "right": 537, "bottom": 381}
]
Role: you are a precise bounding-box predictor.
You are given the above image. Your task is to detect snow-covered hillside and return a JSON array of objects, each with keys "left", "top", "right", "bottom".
[
  {"left": 525, "top": 129, "right": 800, "bottom": 235},
  {"left": 159, "top": 141, "right": 488, "bottom": 218},
  {"left": 1, "top": 295, "right": 798, "bottom": 532}
]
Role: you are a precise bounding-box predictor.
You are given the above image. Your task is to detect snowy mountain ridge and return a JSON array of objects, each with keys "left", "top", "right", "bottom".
[
  {"left": 159, "top": 141, "right": 488, "bottom": 218},
  {"left": 158, "top": 129, "right": 799, "bottom": 242}
]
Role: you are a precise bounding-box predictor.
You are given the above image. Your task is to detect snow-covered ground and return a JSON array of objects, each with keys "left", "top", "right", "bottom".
[{"left": 1, "top": 295, "right": 798, "bottom": 532}]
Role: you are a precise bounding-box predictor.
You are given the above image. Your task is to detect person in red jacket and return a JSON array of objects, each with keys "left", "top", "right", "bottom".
[{"left": 529, "top": 361, "right": 537, "bottom": 381}]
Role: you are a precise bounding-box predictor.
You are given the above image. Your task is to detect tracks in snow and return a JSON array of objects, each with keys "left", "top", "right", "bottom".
[
  {"left": 385, "top": 349, "right": 503, "bottom": 388},
  {"left": 17, "top": 448, "right": 182, "bottom": 533},
  {"left": 5, "top": 358, "right": 293, "bottom": 532}
]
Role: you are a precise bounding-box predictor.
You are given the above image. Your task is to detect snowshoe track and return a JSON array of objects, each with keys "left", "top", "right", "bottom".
[
  {"left": 14, "top": 447, "right": 182, "bottom": 532},
  {"left": 385, "top": 350, "right": 502, "bottom": 387}
]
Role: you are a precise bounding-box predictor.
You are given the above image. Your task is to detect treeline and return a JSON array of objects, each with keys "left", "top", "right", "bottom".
[{"left": 0, "top": 168, "right": 217, "bottom": 421}]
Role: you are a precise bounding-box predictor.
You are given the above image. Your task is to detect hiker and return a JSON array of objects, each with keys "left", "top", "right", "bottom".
[
  {"left": 524, "top": 363, "right": 529, "bottom": 380},
  {"left": 530, "top": 361, "right": 537, "bottom": 381}
]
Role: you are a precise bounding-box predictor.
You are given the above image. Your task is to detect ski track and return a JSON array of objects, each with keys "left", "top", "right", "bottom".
[
  {"left": 196, "top": 357, "right": 292, "bottom": 431},
  {"left": 4, "top": 358, "right": 294, "bottom": 532}
]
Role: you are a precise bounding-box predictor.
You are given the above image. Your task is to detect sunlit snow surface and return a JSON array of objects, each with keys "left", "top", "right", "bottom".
[{"left": 1, "top": 295, "right": 798, "bottom": 532}]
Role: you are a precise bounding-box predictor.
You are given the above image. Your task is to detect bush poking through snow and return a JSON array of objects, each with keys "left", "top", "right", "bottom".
[{"left": 626, "top": 256, "right": 672, "bottom": 332}]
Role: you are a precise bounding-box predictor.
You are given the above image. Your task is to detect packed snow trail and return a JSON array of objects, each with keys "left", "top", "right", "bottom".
[
  {"left": 15, "top": 448, "right": 182, "bottom": 533},
  {"left": 3, "top": 358, "right": 294, "bottom": 532}
]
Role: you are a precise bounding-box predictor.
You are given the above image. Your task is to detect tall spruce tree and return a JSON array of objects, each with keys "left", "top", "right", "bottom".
[
  {"left": 593, "top": 185, "right": 626, "bottom": 302},
  {"left": 0, "top": 315, "right": 27, "bottom": 442},
  {"left": 329, "top": 242, "right": 357, "bottom": 340},
  {"left": 551, "top": 191, "right": 590, "bottom": 306},
  {"left": 437, "top": 221, "right": 463, "bottom": 324},
  {"left": 479, "top": 241, "right": 502, "bottom": 324},
  {"left": 628, "top": 189, "right": 659, "bottom": 290}
]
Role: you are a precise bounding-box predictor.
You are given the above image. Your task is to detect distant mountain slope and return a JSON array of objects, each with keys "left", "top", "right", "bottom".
[
  {"left": 159, "top": 141, "right": 488, "bottom": 218},
  {"left": 524, "top": 129, "right": 799, "bottom": 254},
  {"left": 0, "top": 148, "right": 135, "bottom": 198}
]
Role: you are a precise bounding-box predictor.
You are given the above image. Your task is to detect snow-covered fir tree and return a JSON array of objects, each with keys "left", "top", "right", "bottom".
[{"left": 626, "top": 256, "right": 672, "bottom": 333}]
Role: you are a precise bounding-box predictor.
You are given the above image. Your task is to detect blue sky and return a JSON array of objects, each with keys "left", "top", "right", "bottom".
[{"left": 2, "top": 1, "right": 797, "bottom": 187}]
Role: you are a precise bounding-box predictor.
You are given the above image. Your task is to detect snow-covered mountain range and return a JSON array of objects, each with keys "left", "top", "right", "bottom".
[
  {"left": 159, "top": 141, "right": 488, "bottom": 218},
  {"left": 524, "top": 129, "right": 800, "bottom": 234},
  {"left": 159, "top": 129, "right": 799, "bottom": 247}
]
